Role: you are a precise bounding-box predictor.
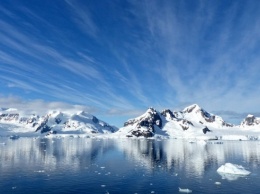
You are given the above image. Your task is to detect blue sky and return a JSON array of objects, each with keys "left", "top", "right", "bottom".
[{"left": 1, "top": 0, "right": 260, "bottom": 127}]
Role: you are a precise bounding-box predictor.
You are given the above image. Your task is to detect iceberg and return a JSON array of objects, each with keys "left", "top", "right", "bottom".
[
  {"left": 217, "top": 163, "right": 251, "bottom": 181},
  {"left": 217, "top": 163, "right": 251, "bottom": 175}
]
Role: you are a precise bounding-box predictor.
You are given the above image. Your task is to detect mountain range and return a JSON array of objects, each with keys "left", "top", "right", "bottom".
[
  {"left": 0, "top": 109, "right": 117, "bottom": 137},
  {"left": 0, "top": 104, "right": 259, "bottom": 140}
]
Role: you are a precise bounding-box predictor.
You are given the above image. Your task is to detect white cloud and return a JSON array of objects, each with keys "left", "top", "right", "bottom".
[{"left": 0, "top": 96, "right": 96, "bottom": 116}]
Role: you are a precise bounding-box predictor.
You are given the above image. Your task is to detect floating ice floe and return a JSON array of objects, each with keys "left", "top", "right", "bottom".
[
  {"left": 217, "top": 163, "right": 251, "bottom": 175},
  {"left": 179, "top": 187, "right": 192, "bottom": 193},
  {"left": 217, "top": 163, "right": 251, "bottom": 181}
]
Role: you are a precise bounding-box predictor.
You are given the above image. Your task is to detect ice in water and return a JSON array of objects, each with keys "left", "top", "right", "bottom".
[
  {"left": 179, "top": 187, "right": 192, "bottom": 193},
  {"left": 217, "top": 163, "right": 251, "bottom": 175}
]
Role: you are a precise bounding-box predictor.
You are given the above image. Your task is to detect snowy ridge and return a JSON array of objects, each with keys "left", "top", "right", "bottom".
[
  {"left": 1, "top": 104, "right": 260, "bottom": 139},
  {"left": 0, "top": 109, "right": 117, "bottom": 137},
  {"left": 115, "top": 104, "right": 260, "bottom": 140},
  {"left": 181, "top": 104, "right": 233, "bottom": 128},
  {"left": 240, "top": 114, "right": 260, "bottom": 127}
]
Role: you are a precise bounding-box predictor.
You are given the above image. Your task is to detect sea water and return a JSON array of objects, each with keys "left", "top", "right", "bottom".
[{"left": 0, "top": 137, "right": 260, "bottom": 193}]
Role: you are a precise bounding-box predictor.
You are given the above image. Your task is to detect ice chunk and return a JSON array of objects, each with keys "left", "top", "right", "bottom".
[
  {"left": 217, "top": 163, "right": 251, "bottom": 175},
  {"left": 179, "top": 187, "right": 192, "bottom": 193}
]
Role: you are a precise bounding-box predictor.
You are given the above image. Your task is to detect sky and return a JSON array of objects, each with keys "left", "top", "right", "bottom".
[{"left": 1, "top": 0, "right": 260, "bottom": 127}]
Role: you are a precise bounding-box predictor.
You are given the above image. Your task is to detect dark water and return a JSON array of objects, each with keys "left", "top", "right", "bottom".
[{"left": 0, "top": 137, "right": 260, "bottom": 194}]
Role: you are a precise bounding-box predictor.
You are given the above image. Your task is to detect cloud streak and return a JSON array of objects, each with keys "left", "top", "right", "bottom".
[
  {"left": 126, "top": 1, "right": 260, "bottom": 111},
  {"left": 64, "top": 0, "right": 98, "bottom": 38}
]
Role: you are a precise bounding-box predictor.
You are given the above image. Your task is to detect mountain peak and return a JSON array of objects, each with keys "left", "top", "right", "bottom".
[
  {"left": 146, "top": 107, "right": 157, "bottom": 114},
  {"left": 241, "top": 114, "right": 259, "bottom": 126},
  {"left": 123, "top": 107, "right": 163, "bottom": 137},
  {"left": 183, "top": 104, "right": 201, "bottom": 113}
]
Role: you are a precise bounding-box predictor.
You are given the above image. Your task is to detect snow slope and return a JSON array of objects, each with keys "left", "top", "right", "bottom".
[
  {"left": 0, "top": 109, "right": 117, "bottom": 137},
  {"left": 115, "top": 104, "right": 260, "bottom": 140}
]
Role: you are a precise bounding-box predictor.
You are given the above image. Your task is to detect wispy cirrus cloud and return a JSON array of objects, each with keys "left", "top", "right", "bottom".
[
  {"left": 64, "top": 0, "right": 98, "bottom": 38},
  {"left": 124, "top": 0, "right": 260, "bottom": 114},
  {"left": 0, "top": 5, "right": 114, "bottom": 106},
  {"left": 1, "top": 0, "right": 260, "bottom": 127}
]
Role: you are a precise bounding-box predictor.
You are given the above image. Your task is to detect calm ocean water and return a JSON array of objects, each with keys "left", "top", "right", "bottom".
[{"left": 0, "top": 137, "right": 260, "bottom": 193}]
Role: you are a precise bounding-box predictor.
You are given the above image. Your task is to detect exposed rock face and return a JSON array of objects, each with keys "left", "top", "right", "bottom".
[
  {"left": 183, "top": 104, "right": 198, "bottom": 113},
  {"left": 202, "top": 127, "right": 211, "bottom": 134},
  {"left": 55, "top": 117, "right": 62, "bottom": 124},
  {"left": 0, "top": 113, "right": 19, "bottom": 121},
  {"left": 222, "top": 121, "right": 233, "bottom": 127},
  {"left": 161, "top": 109, "right": 176, "bottom": 120},
  {"left": 124, "top": 108, "right": 162, "bottom": 130},
  {"left": 200, "top": 109, "right": 215, "bottom": 122},
  {"left": 35, "top": 115, "right": 51, "bottom": 133},
  {"left": 92, "top": 116, "right": 98, "bottom": 123},
  {"left": 179, "top": 119, "right": 194, "bottom": 130},
  {"left": 241, "top": 115, "right": 260, "bottom": 126},
  {"left": 124, "top": 108, "right": 163, "bottom": 137},
  {"left": 132, "top": 130, "right": 153, "bottom": 138}
]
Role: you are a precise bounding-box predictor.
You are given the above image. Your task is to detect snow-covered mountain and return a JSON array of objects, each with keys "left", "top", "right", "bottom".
[
  {"left": 0, "top": 109, "right": 117, "bottom": 137},
  {"left": 115, "top": 104, "right": 259, "bottom": 140},
  {"left": 122, "top": 107, "right": 162, "bottom": 137},
  {"left": 180, "top": 104, "right": 234, "bottom": 128},
  {"left": 1, "top": 104, "right": 259, "bottom": 140},
  {"left": 240, "top": 114, "right": 260, "bottom": 127}
]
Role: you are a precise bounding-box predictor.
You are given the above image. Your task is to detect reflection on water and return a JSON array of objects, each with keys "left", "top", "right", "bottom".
[
  {"left": 117, "top": 139, "right": 260, "bottom": 177},
  {"left": 0, "top": 138, "right": 260, "bottom": 193},
  {"left": 0, "top": 138, "right": 114, "bottom": 172}
]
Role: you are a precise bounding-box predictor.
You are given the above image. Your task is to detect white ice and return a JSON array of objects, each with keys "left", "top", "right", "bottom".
[
  {"left": 179, "top": 187, "right": 192, "bottom": 193},
  {"left": 217, "top": 163, "right": 251, "bottom": 175}
]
